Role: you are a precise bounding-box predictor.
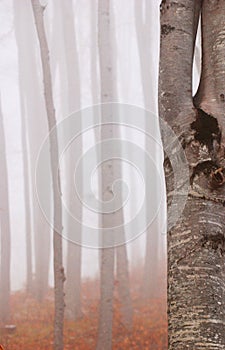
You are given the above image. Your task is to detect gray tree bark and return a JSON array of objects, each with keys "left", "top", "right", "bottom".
[
  {"left": 0, "top": 98, "right": 11, "bottom": 324},
  {"left": 159, "top": 0, "right": 225, "bottom": 348},
  {"left": 31, "top": 1, "right": 65, "bottom": 349}
]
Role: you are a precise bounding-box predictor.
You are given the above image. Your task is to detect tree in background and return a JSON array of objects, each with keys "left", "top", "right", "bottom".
[
  {"left": 96, "top": 0, "right": 115, "bottom": 348},
  {"left": 0, "top": 98, "right": 11, "bottom": 324},
  {"left": 31, "top": 1, "right": 65, "bottom": 349},
  {"left": 14, "top": 0, "right": 50, "bottom": 300},
  {"left": 135, "top": 0, "right": 164, "bottom": 299},
  {"left": 51, "top": 0, "right": 83, "bottom": 321},
  {"left": 97, "top": 0, "right": 133, "bottom": 346},
  {"left": 159, "top": 0, "right": 225, "bottom": 348}
]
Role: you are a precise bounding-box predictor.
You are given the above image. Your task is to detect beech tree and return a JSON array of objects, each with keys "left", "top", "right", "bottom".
[
  {"left": 31, "top": 1, "right": 65, "bottom": 349},
  {"left": 96, "top": 0, "right": 133, "bottom": 346},
  {"left": 135, "top": 0, "right": 162, "bottom": 299},
  {"left": 0, "top": 98, "right": 11, "bottom": 324},
  {"left": 159, "top": 0, "right": 225, "bottom": 348},
  {"left": 96, "top": 1, "right": 115, "bottom": 348},
  {"left": 51, "top": 0, "right": 83, "bottom": 321},
  {"left": 14, "top": 0, "right": 50, "bottom": 300}
]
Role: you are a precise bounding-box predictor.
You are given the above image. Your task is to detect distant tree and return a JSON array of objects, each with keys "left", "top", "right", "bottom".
[
  {"left": 111, "top": 3, "right": 133, "bottom": 329},
  {"left": 96, "top": 0, "right": 115, "bottom": 348},
  {"left": 0, "top": 98, "right": 11, "bottom": 324},
  {"left": 135, "top": 0, "right": 162, "bottom": 299},
  {"left": 51, "top": 0, "right": 83, "bottom": 321},
  {"left": 159, "top": 0, "right": 225, "bottom": 348},
  {"left": 31, "top": 1, "right": 65, "bottom": 349},
  {"left": 96, "top": 0, "right": 133, "bottom": 346},
  {"left": 14, "top": 0, "right": 50, "bottom": 300},
  {"left": 19, "top": 93, "right": 33, "bottom": 294},
  {"left": 14, "top": 0, "right": 33, "bottom": 293}
]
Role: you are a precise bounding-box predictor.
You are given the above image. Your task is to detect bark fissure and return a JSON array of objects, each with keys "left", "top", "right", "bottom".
[{"left": 159, "top": 0, "right": 225, "bottom": 348}]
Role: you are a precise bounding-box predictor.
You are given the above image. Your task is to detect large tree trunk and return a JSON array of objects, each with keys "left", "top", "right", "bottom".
[
  {"left": 31, "top": 2, "right": 65, "bottom": 349},
  {"left": 159, "top": 0, "right": 225, "bottom": 348},
  {"left": 0, "top": 99, "right": 11, "bottom": 324}
]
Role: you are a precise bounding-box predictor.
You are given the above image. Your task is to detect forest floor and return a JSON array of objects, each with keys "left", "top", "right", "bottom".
[{"left": 0, "top": 268, "right": 167, "bottom": 350}]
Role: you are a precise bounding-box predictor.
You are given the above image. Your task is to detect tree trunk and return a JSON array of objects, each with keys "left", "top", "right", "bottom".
[
  {"left": 20, "top": 94, "right": 33, "bottom": 293},
  {"left": 116, "top": 244, "right": 133, "bottom": 330},
  {"left": 0, "top": 98, "right": 11, "bottom": 324},
  {"left": 159, "top": 0, "right": 225, "bottom": 348},
  {"left": 51, "top": 0, "right": 83, "bottom": 321},
  {"left": 135, "top": 0, "right": 163, "bottom": 299},
  {"left": 14, "top": 1, "right": 33, "bottom": 293},
  {"left": 96, "top": 0, "right": 115, "bottom": 348},
  {"left": 31, "top": 2, "right": 65, "bottom": 349},
  {"left": 14, "top": 0, "right": 50, "bottom": 300}
]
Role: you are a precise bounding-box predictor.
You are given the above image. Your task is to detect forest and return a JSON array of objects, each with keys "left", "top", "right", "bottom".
[{"left": 0, "top": 0, "right": 225, "bottom": 350}]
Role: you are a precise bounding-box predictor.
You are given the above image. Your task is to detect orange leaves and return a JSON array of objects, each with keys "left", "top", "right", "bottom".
[{"left": 1, "top": 276, "right": 167, "bottom": 349}]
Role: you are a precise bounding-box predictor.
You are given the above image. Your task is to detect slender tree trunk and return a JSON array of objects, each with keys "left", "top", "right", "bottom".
[
  {"left": 135, "top": 0, "right": 162, "bottom": 299},
  {"left": 0, "top": 98, "right": 11, "bottom": 324},
  {"left": 14, "top": 1, "right": 33, "bottom": 293},
  {"left": 51, "top": 0, "right": 83, "bottom": 321},
  {"left": 159, "top": 1, "right": 225, "bottom": 348},
  {"left": 111, "top": 3, "right": 133, "bottom": 329},
  {"left": 31, "top": 2, "right": 65, "bottom": 349},
  {"left": 96, "top": 0, "right": 115, "bottom": 348},
  {"left": 116, "top": 243, "right": 133, "bottom": 329},
  {"left": 14, "top": 0, "right": 50, "bottom": 300},
  {"left": 20, "top": 100, "right": 33, "bottom": 293}
]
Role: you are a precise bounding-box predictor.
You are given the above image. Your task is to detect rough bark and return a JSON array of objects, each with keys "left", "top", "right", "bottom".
[
  {"left": 31, "top": 2, "right": 65, "bottom": 350},
  {"left": 0, "top": 98, "right": 11, "bottom": 324},
  {"left": 195, "top": 1, "right": 225, "bottom": 124},
  {"left": 159, "top": 0, "right": 225, "bottom": 349}
]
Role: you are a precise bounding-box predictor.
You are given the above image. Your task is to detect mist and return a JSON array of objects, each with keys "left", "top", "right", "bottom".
[{"left": 0, "top": 0, "right": 176, "bottom": 349}]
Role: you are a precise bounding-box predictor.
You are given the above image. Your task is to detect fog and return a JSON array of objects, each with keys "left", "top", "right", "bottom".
[
  {"left": 1, "top": 0, "right": 165, "bottom": 291},
  {"left": 0, "top": 0, "right": 203, "bottom": 348}
]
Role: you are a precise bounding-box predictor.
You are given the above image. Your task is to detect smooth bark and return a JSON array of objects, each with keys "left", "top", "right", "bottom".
[
  {"left": 14, "top": 0, "right": 33, "bottom": 293},
  {"left": 31, "top": 1, "right": 65, "bottom": 349},
  {"left": 135, "top": 0, "right": 162, "bottom": 298},
  {"left": 51, "top": 0, "right": 83, "bottom": 321},
  {"left": 0, "top": 98, "right": 11, "bottom": 324},
  {"left": 14, "top": 0, "right": 50, "bottom": 300},
  {"left": 96, "top": 0, "right": 115, "bottom": 348}
]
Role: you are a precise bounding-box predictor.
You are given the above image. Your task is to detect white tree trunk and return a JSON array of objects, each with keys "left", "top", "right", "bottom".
[
  {"left": 51, "top": 0, "right": 83, "bottom": 321},
  {"left": 14, "top": 0, "right": 50, "bottom": 300},
  {"left": 31, "top": 2, "right": 65, "bottom": 349},
  {"left": 135, "top": 0, "right": 163, "bottom": 299},
  {"left": 0, "top": 98, "right": 11, "bottom": 324},
  {"left": 96, "top": 0, "right": 115, "bottom": 348}
]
